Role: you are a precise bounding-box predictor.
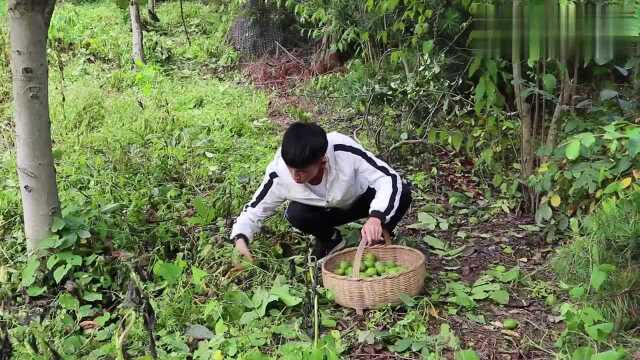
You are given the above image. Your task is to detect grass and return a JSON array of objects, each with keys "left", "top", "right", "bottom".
[{"left": 553, "top": 193, "right": 640, "bottom": 330}]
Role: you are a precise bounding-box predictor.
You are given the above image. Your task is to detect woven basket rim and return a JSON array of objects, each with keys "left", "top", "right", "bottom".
[{"left": 321, "top": 244, "right": 426, "bottom": 282}]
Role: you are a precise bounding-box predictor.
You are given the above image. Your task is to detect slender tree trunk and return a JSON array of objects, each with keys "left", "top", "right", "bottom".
[
  {"left": 148, "top": 0, "right": 156, "bottom": 14},
  {"left": 512, "top": 0, "right": 536, "bottom": 211},
  {"left": 8, "top": 0, "right": 60, "bottom": 252},
  {"left": 130, "top": 0, "right": 145, "bottom": 64}
]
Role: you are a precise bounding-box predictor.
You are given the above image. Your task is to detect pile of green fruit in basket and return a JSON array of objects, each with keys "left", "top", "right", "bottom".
[{"left": 333, "top": 253, "right": 406, "bottom": 278}]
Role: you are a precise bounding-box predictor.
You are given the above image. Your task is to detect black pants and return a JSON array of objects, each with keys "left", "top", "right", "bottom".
[{"left": 285, "top": 183, "right": 412, "bottom": 241}]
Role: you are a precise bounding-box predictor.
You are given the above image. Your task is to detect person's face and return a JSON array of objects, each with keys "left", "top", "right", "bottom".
[{"left": 288, "top": 159, "right": 324, "bottom": 184}]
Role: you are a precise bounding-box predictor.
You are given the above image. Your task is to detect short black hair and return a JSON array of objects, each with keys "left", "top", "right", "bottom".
[{"left": 281, "top": 122, "right": 328, "bottom": 168}]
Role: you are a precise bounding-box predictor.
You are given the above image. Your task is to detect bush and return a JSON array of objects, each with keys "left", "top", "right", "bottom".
[{"left": 553, "top": 192, "right": 640, "bottom": 330}]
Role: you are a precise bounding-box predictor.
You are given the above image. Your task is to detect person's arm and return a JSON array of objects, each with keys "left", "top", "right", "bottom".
[
  {"left": 335, "top": 142, "right": 402, "bottom": 244},
  {"left": 230, "top": 164, "right": 285, "bottom": 258}
]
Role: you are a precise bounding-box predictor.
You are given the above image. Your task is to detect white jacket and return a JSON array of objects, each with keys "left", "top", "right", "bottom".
[{"left": 230, "top": 132, "right": 405, "bottom": 242}]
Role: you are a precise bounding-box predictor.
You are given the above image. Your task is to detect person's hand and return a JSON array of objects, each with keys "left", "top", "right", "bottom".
[
  {"left": 361, "top": 217, "right": 383, "bottom": 246},
  {"left": 234, "top": 237, "right": 254, "bottom": 264}
]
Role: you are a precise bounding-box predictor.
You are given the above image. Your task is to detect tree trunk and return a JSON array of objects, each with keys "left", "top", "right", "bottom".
[
  {"left": 148, "top": 0, "right": 156, "bottom": 14},
  {"left": 130, "top": 0, "right": 145, "bottom": 64},
  {"left": 512, "top": 0, "right": 536, "bottom": 211},
  {"left": 8, "top": 0, "right": 60, "bottom": 253}
]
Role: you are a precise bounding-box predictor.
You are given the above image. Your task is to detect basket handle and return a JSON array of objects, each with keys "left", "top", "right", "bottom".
[{"left": 351, "top": 231, "right": 392, "bottom": 279}]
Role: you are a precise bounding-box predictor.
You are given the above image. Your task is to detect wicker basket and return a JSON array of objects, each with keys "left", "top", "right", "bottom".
[{"left": 321, "top": 236, "right": 426, "bottom": 314}]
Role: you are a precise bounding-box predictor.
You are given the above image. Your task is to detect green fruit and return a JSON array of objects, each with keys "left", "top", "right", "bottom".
[
  {"left": 383, "top": 261, "right": 395, "bottom": 268},
  {"left": 363, "top": 259, "right": 375, "bottom": 269},
  {"left": 364, "top": 253, "right": 376, "bottom": 263},
  {"left": 374, "top": 261, "right": 386, "bottom": 274},
  {"left": 338, "top": 260, "right": 349, "bottom": 270},
  {"left": 365, "top": 267, "right": 377, "bottom": 277},
  {"left": 344, "top": 266, "right": 353, "bottom": 276},
  {"left": 503, "top": 319, "right": 518, "bottom": 330},
  {"left": 335, "top": 267, "right": 345, "bottom": 276},
  {"left": 387, "top": 267, "right": 400, "bottom": 274}
]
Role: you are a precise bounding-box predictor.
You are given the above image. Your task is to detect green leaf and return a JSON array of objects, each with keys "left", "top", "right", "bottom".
[
  {"left": 58, "top": 293, "right": 79, "bottom": 310},
  {"left": 51, "top": 216, "right": 66, "bottom": 232},
  {"left": 389, "top": 338, "right": 412, "bottom": 353},
  {"left": 271, "top": 283, "right": 302, "bottom": 307},
  {"left": 468, "top": 56, "right": 482, "bottom": 77},
  {"left": 398, "top": 293, "right": 416, "bottom": 307},
  {"left": 455, "top": 350, "right": 480, "bottom": 360},
  {"left": 191, "top": 267, "right": 208, "bottom": 288},
  {"left": 21, "top": 258, "right": 40, "bottom": 288},
  {"left": 577, "top": 132, "right": 596, "bottom": 148},
  {"left": 422, "top": 40, "right": 434, "bottom": 55},
  {"left": 565, "top": 140, "right": 581, "bottom": 160},
  {"left": 592, "top": 350, "right": 627, "bottom": 360},
  {"left": 53, "top": 264, "right": 72, "bottom": 284},
  {"left": 424, "top": 235, "right": 446, "bottom": 250},
  {"left": 153, "top": 260, "right": 183, "bottom": 285},
  {"left": 543, "top": 74, "right": 557, "bottom": 92},
  {"left": 453, "top": 290, "right": 476, "bottom": 308},
  {"left": 83, "top": 292, "right": 103, "bottom": 302},
  {"left": 489, "top": 289, "right": 509, "bottom": 305},
  {"left": 498, "top": 267, "right": 520, "bottom": 282},
  {"left": 27, "top": 286, "right": 46, "bottom": 297},
  {"left": 535, "top": 203, "right": 552, "bottom": 224},
  {"left": 603, "top": 181, "right": 622, "bottom": 195},
  {"left": 585, "top": 322, "right": 613, "bottom": 341},
  {"left": 569, "top": 286, "right": 586, "bottom": 300},
  {"left": 571, "top": 347, "right": 594, "bottom": 360},
  {"left": 591, "top": 264, "right": 615, "bottom": 291}
]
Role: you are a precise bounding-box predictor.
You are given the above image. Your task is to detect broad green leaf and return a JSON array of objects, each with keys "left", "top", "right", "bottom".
[
  {"left": 585, "top": 322, "right": 613, "bottom": 341},
  {"left": 422, "top": 40, "right": 434, "bottom": 54},
  {"left": 592, "top": 350, "right": 627, "bottom": 360},
  {"left": 454, "top": 290, "right": 476, "bottom": 308},
  {"left": 424, "top": 235, "right": 446, "bottom": 250},
  {"left": 153, "top": 260, "right": 183, "bottom": 285},
  {"left": 535, "top": 203, "right": 552, "bottom": 224},
  {"left": 489, "top": 289, "right": 509, "bottom": 305},
  {"left": 58, "top": 293, "right": 79, "bottom": 310},
  {"left": 51, "top": 216, "right": 66, "bottom": 232},
  {"left": 191, "top": 267, "right": 208, "bottom": 288},
  {"left": 271, "top": 284, "right": 302, "bottom": 307},
  {"left": 455, "top": 350, "right": 480, "bottom": 360},
  {"left": 27, "top": 286, "right": 46, "bottom": 297},
  {"left": 565, "top": 140, "right": 581, "bottom": 160},
  {"left": 398, "top": 293, "right": 416, "bottom": 307},
  {"left": 603, "top": 181, "right": 622, "bottom": 194},
  {"left": 569, "top": 286, "right": 585, "bottom": 300},
  {"left": 21, "top": 258, "right": 40, "bottom": 288},
  {"left": 577, "top": 132, "right": 596, "bottom": 148},
  {"left": 498, "top": 267, "right": 520, "bottom": 282},
  {"left": 571, "top": 347, "right": 594, "bottom": 360},
  {"left": 53, "top": 264, "right": 72, "bottom": 284},
  {"left": 591, "top": 264, "right": 615, "bottom": 291},
  {"left": 389, "top": 338, "right": 412, "bottom": 353},
  {"left": 83, "top": 292, "right": 103, "bottom": 302}
]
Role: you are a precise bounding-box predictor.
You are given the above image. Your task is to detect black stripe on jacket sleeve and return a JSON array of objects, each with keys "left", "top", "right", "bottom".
[
  {"left": 334, "top": 144, "right": 399, "bottom": 218},
  {"left": 250, "top": 172, "right": 279, "bottom": 208}
]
